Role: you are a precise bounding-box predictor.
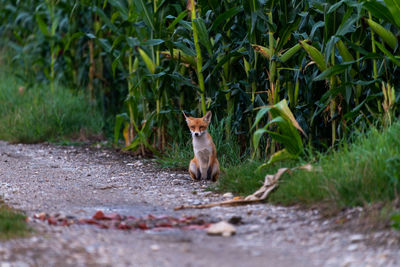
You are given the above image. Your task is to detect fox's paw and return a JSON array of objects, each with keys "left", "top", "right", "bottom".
[
  {"left": 206, "top": 167, "right": 212, "bottom": 181},
  {"left": 189, "top": 169, "right": 201, "bottom": 181}
]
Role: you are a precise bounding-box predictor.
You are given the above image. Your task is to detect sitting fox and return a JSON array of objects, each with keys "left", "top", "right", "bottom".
[{"left": 183, "top": 111, "right": 220, "bottom": 182}]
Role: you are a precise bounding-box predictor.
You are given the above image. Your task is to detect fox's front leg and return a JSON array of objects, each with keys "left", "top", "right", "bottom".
[
  {"left": 189, "top": 158, "right": 201, "bottom": 180},
  {"left": 206, "top": 156, "right": 220, "bottom": 182}
]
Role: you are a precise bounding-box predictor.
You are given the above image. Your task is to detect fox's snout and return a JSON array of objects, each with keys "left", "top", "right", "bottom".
[{"left": 192, "top": 131, "right": 204, "bottom": 137}]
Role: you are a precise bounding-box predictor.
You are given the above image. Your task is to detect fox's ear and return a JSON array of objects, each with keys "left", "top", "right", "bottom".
[
  {"left": 182, "top": 111, "right": 189, "bottom": 123},
  {"left": 203, "top": 111, "right": 212, "bottom": 123}
]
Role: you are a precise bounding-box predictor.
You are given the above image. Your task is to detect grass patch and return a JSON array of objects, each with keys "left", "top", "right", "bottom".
[
  {"left": 212, "top": 159, "right": 300, "bottom": 196},
  {"left": 0, "top": 204, "right": 29, "bottom": 239},
  {"left": 214, "top": 121, "right": 400, "bottom": 221},
  {"left": 0, "top": 70, "right": 103, "bottom": 143},
  {"left": 269, "top": 122, "right": 400, "bottom": 209},
  {"left": 214, "top": 160, "right": 268, "bottom": 196}
]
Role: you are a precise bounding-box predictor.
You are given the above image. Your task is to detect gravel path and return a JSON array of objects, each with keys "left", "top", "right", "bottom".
[{"left": 0, "top": 141, "right": 399, "bottom": 267}]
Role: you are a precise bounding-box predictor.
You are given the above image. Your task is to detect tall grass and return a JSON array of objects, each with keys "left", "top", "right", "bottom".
[
  {"left": 217, "top": 121, "right": 400, "bottom": 212},
  {"left": 0, "top": 70, "right": 103, "bottom": 143},
  {"left": 270, "top": 122, "right": 400, "bottom": 208}
]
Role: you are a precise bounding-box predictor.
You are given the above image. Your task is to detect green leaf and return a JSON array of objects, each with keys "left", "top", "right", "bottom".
[
  {"left": 300, "top": 40, "right": 327, "bottom": 72},
  {"left": 375, "top": 41, "right": 400, "bottom": 66},
  {"left": 138, "top": 47, "right": 156, "bottom": 74},
  {"left": 108, "top": 0, "right": 128, "bottom": 20},
  {"left": 92, "top": 6, "right": 119, "bottom": 33},
  {"left": 327, "top": 0, "right": 345, "bottom": 14},
  {"left": 313, "top": 64, "right": 350, "bottom": 81},
  {"left": 35, "top": 14, "right": 49, "bottom": 36},
  {"left": 111, "top": 35, "right": 126, "bottom": 50},
  {"left": 136, "top": 0, "right": 155, "bottom": 31},
  {"left": 112, "top": 54, "right": 123, "bottom": 77},
  {"left": 384, "top": 0, "right": 400, "bottom": 28},
  {"left": 114, "top": 113, "right": 128, "bottom": 144},
  {"left": 335, "top": 16, "right": 357, "bottom": 37},
  {"left": 97, "top": 38, "right": 112, "bottom": 53},
  {"left": 193, "top": 18, "right": 212, "bottom": 55},
  {"left": 273, "top": 99, "right": 306, "bottom": 136},
  {"left": 210, "top": 6, "right": 243, "bottom": 32},
  {"left": 173, "top": 41, "right": 197, "bottom": 57},
  {"left": 252, "top": 128, "right": 268, "bottom": 156},
  {"left": 167, "top": 11, "right": 188, "bottom": 31},
  {"left": 252, "top": 106, "right": 272, "bottom": 130},
  {"left": 275, "top": 17, "right": 301, "bottom": 52},
  {"left": 64, "top": 32, "right": 84, "bottom": 51},
  {"left": 141, "top": 39, "right": 165, "bottom": 46},
  {"left": 363, "top": 1, "right": 397, "bottom": 27},
  {"left": 252, "top": 100, "right": 304, "bottom": 159},
  {"left": 267, "top": 149, "right": 298, "bottom": 165}
]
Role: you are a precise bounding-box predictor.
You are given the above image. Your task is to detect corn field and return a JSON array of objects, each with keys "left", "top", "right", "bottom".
[{"left": 0, "top": 0, "right": 399, "bottom": 158}]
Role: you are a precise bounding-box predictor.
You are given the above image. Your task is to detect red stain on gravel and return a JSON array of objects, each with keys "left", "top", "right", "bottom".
[{"left": 31, "top": 211, "right": 211, "bottom": 231}]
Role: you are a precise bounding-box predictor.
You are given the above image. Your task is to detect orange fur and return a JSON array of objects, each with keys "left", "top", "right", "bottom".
[{"left": 183, "top": 111, "right": 220, "bottom": 182}]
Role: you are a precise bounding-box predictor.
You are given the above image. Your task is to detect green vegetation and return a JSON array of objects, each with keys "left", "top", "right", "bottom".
[
  {"left": 0, "top": 66, "right": 103, "bottom": 143},
  {"left": 215, "top": 160, "right": 272, "bottom": 197},
  {"left": 270, "top": 121, "right": 400, "bottom": 208},
  {"left": 215, "top": 121, "right": 400, "bottom": 221},
  {"left": 0, "top": 204, "right": 29, "bottom": 239},
  {"left": 1, "top": 0, "right": 399, "bottom": 154}
]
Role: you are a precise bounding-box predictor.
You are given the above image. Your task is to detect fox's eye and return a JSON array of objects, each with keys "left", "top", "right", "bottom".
[
  {"left": 199, "top": 126, "right": 205, "bottom": 131},
  {"left": 190, "top": 126, "right": 195, "bottom": 129}
]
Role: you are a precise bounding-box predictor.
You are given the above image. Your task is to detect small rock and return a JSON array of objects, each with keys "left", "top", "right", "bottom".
[
  {"left": 223, "top": 192, "right": 233, "bottom": 198},
  {"left": 349, "top": 234, "right": 363, "bottom": 243},
  {"left": 207, "top": 221, "right": 236, "bottom": 237},
  {"left": 150, "top": 244, "right": 160, "bottom": 251},
  {"left": 192, "top": 200, "right": 201, "bottom": 205},
  {"left": 347, "top": 244, "right": 358, "bottom": 251}
]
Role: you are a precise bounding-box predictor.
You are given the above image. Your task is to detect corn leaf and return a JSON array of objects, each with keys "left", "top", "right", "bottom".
[
  {"left": 384, "top": 0, "right": 400, "bottom": 28},
  {"left": 35, "top": 14, "right": 49, "bottom": 37},
  {"left": 299, "top": 40, "right": 327, "bottom": 72},
  {"left": 166, "top": 11, "right": 188, "bottom": 31},
  {"left": 138, "top": 48, "right": 156, "bottom": 74},
  {"left": 363, "top": 1, "right": 397, "bottom": 26},
  {"left": 210, "top": 6, "right": 243, "bottom": 32},
  {"left": 193, "top": 18, "right": 212, "bottom": 55},
  {"left": 313, "top": 64, "right": 350, "bottom": 81},
  {"left": 375, "top": 41, "right": 400, "bottom": 66}
]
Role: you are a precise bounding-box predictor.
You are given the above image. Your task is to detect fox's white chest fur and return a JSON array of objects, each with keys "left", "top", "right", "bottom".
[{"left": 193, "top": 133, "right": 212, "bottom": 175}]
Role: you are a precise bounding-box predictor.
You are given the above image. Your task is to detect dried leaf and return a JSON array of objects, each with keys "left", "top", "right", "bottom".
[{"left": 93, "top": 210, "right": 106, "bottom": 220}]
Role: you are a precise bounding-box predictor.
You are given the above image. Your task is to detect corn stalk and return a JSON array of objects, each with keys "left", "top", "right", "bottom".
[{"left": 189, "top": 0, "right": 206, "bottom": 115}]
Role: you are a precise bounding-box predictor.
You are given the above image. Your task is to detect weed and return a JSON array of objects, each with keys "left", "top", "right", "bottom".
[
  {"left": 0, "top": 204, "right": 29, "bottom": 239},
  {"left": 0, "top": 70, "right": 103, "bottom": 143}
]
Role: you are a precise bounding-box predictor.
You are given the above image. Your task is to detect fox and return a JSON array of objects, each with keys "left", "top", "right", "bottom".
[{"left": 183, "top": 111, "right": 220, "bottom": 182}]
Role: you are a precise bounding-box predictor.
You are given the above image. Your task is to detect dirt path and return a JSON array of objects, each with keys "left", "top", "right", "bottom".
[{"left": 0, "top": 141, "right": 399, "bottom": 267}]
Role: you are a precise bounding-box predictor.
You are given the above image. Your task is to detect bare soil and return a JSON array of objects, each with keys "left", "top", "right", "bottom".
[{"left": 0, "top": 141, "right": 399, "bottom": 267}]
